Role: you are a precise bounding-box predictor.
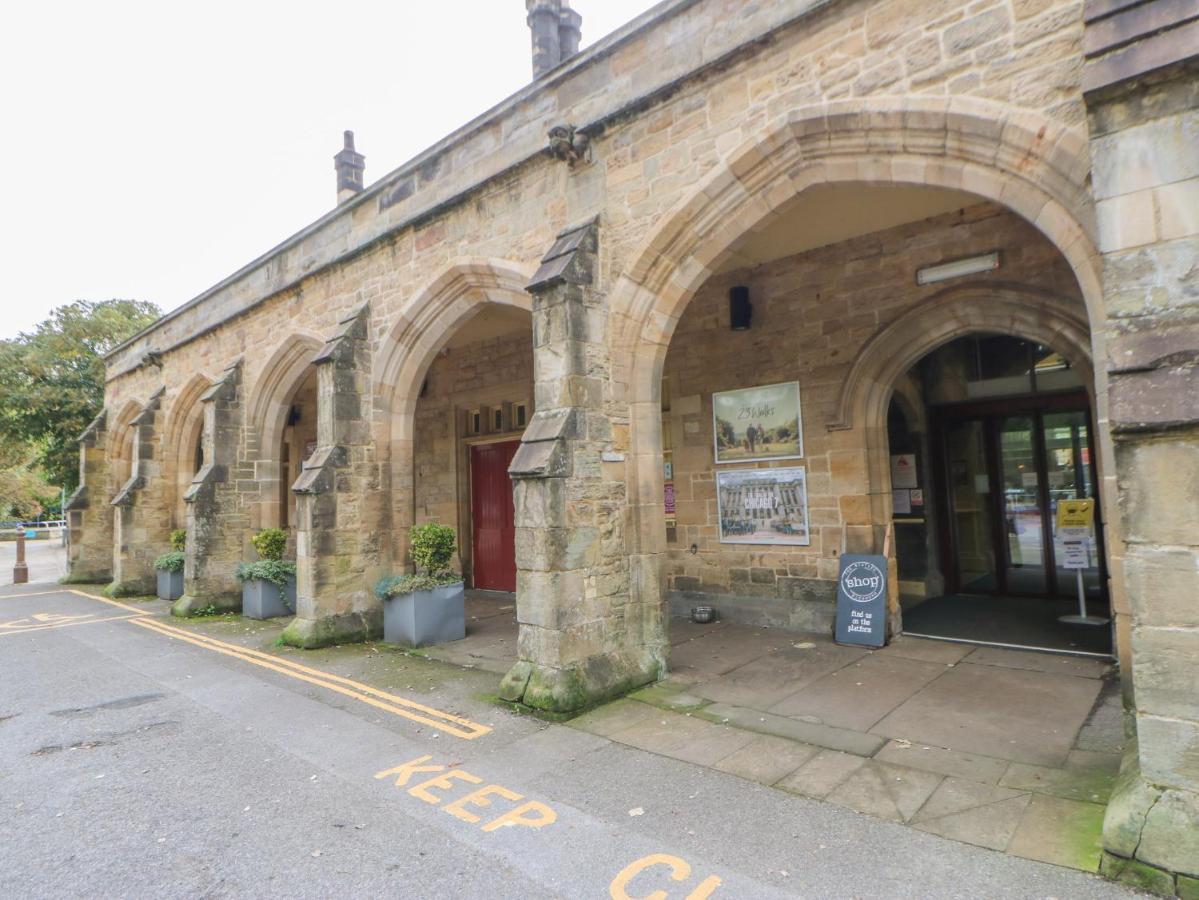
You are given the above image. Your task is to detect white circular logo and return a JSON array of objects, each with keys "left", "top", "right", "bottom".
[{"left": 841, "top": 561, "right": 884, "bottom": 604}]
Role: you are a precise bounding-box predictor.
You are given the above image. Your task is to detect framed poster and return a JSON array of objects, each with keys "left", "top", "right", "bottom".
[
  {"left": 716, "top": 467, "right": 810, "bottom": 546},
  {"left": 712, "top": 381, "right": 803, "bottom": 464}
]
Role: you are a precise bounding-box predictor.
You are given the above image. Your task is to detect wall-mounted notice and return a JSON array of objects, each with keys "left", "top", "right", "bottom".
[
  {"left": 890, "top": 453, "right": 918, "bottom": 489},
  {"left": 712, "top": 381, "right": 803, "bottom": 464},
  {"left": 716, "top": 467, "right": 809, "bottom": 545}
]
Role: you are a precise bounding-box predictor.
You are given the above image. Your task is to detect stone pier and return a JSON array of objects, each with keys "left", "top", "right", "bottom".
[
  {"left": 282, "top": 305, "right": 384, "bottom": 648},
  {"left": 64, "top": 410, "right": 113, "bottom": 584},
  {"left": 109, "top": 389, "right": 169, "bottom": 597},
  {"left": 174, "top": 362, "right": 250, "bottom": 616},
  {"left": 500, "top": 221, "right": 667, "bottom": 713},
  {"left": 1085, "top": 25, "right": 1199, "bottom": 892}
]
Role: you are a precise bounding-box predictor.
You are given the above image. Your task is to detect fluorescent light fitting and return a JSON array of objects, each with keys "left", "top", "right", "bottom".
[{"left": 916, "top": 251, "right": 1000, "bottom": 285}]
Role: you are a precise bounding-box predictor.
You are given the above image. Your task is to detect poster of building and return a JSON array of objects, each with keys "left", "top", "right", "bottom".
[
  {"left": 716, "top": 467, "right": 810, "bottom": 545},
  {"left": 712, "top": 381, "right": 803, "bottom": 464}
]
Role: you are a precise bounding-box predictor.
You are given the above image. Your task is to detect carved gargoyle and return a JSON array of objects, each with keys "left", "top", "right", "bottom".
[
  {"left": 138, "top": 350, "right": 164, "bottom": 370},
  {"left": 547, "top": 124, "right": 591, "bottom": 166}
]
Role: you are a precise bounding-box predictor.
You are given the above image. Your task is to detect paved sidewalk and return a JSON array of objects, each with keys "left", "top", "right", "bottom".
[
  {"left": 573, "top": 623, "right": 1123, "bottom": 874},
  {"left": 421, "top": 596, "right": 1124, "bottom": 872}
]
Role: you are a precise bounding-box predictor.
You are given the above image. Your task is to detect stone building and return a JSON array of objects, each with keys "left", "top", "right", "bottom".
[{"left": 67, "top": 0, "right": 1198, "bottom": 884}]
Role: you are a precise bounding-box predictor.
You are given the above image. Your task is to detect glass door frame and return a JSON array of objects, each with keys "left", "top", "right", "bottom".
[{"left": 929, "top": 391, "right": 1107, "bottom": 600}]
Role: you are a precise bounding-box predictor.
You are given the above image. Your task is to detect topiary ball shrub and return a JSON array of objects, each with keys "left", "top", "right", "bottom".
[
  {"left": 170, "top": 529, "right": 186, "bottom": 552},
  {"left": 251, "top": 527, "right": 287, "bottom": 561},
  {"left": 409, "top": 523, "right": 456, "bottom": 576}
]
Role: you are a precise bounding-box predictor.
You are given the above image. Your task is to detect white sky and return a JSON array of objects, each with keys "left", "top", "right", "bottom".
[{"left": 0, "top": 0, "right": 662, "bottom": 340}]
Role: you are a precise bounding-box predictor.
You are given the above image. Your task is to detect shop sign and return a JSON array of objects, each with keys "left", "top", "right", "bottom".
[{"left": 834, "top": 555, "right": 888, "bottom": 648}]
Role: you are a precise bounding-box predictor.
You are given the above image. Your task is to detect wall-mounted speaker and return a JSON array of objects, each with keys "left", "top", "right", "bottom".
[{"left": 730, "top": 286, "right": 752, "bottom": 331}]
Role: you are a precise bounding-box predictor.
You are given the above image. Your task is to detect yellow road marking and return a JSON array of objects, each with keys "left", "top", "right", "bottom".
[
  {"left": 56, "top": 587, "right": 491, "bottom": 740},
  {"left": 0, "top": 613, "right": 148, "bottom": 637},
  {"left": 66, "top": 589, "right": 147, "bottom": 614},
  {"left": 610, "top": 854, "right": 723, "bottom": 899},
  {"left": 129, "top": 617, "right": 491, "bottom": 740},
  {"left": 0, "top": 589, "right": 75, "bottom": 600}
]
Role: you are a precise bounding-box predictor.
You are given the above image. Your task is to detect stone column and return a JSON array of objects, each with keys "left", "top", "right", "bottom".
[
  {"left": 63, "top": 410, "right": 113, "bottom": 584},
  {"left": 1084, "top": 18, "right": 1199, "bottom": 888},
  {"left": 110, "top": 388, "right": 169, "bottom": 596},
  {"left": 282, "top": 305, "right": 384, "bottom": 648},
  {"left": 173, "top": 362, "right": 251, "bottom": 616},
  {"left": 499, "top": 220, "right": 667, "bottom": 713}
]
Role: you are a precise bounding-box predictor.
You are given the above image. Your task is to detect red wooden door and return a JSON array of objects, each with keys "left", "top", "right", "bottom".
[{"left": 470, "top": 441, "right": 520, "bottom": 592}]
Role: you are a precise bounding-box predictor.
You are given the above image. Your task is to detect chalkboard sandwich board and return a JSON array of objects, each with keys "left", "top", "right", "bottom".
[{"left": 834, "top": 554, "right": 888, "bottom": 648}]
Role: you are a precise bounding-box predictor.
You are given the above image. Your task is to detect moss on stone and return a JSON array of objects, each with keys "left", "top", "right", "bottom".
[
  {"left": 1100, "top": 853, "right": 1177, "bottom": 896},
  {"left": 1178, "top": 874, "right": 1199, "bottom": 900},
  {"left": 280, "top": 613, "right": 376, "bottom": 649},
  {"left": 170, "top": 592, "right": 240, "bottom": 618}
]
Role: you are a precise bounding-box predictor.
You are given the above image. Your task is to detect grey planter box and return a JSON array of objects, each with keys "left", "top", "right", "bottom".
[
  {"left": 156, "top": 569, "right": 184, "bottom": 601},
  {"left": 242, "top": 575, "right": 296, "bottom": 620},
  {"left": 383, "top": 582, "right": 466, "bottom": 647}
]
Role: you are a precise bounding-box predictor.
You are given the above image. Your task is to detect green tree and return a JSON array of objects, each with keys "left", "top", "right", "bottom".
[{"left": 0, "top": 300, "right": 161, "bottom": 493}]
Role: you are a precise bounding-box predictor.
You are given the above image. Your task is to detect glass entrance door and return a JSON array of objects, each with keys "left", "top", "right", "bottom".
[
  {"left": 938, "top": 398, "right": 1103, "bottom": 600},
  {"left": 998, "top": 415, "right": 1048, "bottom": 595}
]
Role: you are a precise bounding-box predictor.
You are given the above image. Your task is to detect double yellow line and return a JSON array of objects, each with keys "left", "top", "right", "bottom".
[{"left": 66, "top": 590, "right": 491, "bottom": 741}]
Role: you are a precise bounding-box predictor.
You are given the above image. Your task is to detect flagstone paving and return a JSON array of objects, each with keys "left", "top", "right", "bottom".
[
  {"left": 570, "top": 622, "right": 1123, "bottom": 875},
  {"left": 425, "top": 603, "right": 1123, "bottom": 874}
]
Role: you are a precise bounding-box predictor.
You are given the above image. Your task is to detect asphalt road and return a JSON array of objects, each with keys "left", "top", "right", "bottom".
[{"left": 0, "top": 582, "right": 1140, "bottom": 899}]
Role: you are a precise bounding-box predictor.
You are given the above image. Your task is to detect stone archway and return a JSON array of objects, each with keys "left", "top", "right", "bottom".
[
  {"left": 162, "top": 373, "right": 212, "bottom": 530},
  {"left": 107, "top": 399, "right": 144, "bottom": 510},
  {"left": 376, "top": 258, "right": 535, "bottom": 571},
  {"left": 247, "top": 332, "right": 324, "bottom": 530},
  {"left": 832, "top": 283, "right": 1095, "bottom": 526},
  {"left": 604, "top": 97, "right": 1116, "bottom": 658}
]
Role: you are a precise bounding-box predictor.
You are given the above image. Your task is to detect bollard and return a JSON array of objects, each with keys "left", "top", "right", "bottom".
[{"left": 13, "top": 529, "right": 29, "bottom": 584}]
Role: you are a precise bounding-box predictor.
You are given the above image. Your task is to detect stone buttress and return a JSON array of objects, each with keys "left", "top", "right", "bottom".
[
  {"left": 500, "top": 220, "right": 668, "bottom": 713},
  {"left": 64, "top": 410, "right": 113, "bottom": 584},
  {"left": 282, "top": 304, "right": 384, "bottom": 648},
  {"left": 173, "top": 361, "right": 251, "bottom": 616},
  {"left": 110, "top": 388, "right": 169, "bottom": 596}
]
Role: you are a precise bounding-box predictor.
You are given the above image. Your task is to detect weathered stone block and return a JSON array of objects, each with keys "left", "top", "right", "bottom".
[
  {"left": 1132, "top": 627, "right": 1199, "bottom": 723},
  {"left": 1140, "top": 715, "right": 1199, "bottom": 794},
  {"left": 1139, "top": 788, "right": 1199, "bottom": 878}
]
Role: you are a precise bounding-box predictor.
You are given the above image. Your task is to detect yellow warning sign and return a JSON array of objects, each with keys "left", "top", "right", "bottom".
[{"left": 1056, "top": 499, "right": 1095, "bottom": 530}]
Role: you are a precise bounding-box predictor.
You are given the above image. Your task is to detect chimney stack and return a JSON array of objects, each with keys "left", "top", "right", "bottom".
[
  {"left": 559, "top": 1, "right": 582, "bottom": 59},
  {"left": 526, "top": 0, "right": 582, "bottom": 79},
  {"left": 334, "top": 130, "right": 365, "bottom": 204}
]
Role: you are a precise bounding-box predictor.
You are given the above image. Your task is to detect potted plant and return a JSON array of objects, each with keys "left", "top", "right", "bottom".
[
  {"left": 154, "top": 530, "right": 187, "bottom": 601},
  {"left": 237, "top": 528, "right": 296, "bottom": 620},
  {"left": 375, "top": 523, "right": 465, "bottom": 647}
]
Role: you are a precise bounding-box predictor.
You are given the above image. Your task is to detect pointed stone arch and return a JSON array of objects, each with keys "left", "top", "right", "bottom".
[
  {"left": 247, "top": 331, "right": 325, "bottom": 453},
  {"left": 163, "top": 373, "right": 214, "bottom": 529},
  {"left": 375, "top": 258, "right": 535, "bottom": 568},
  {"left": 605, "top": 96, "right": 1113, "bottom": 636},
  {"left": 246, "top": 331, "right": 324, "bottom": 529},
  {"left": 107, "top": 398, "right": 145, "bottom": 499},
  {"left": 830, "top": 283, "right": 1094, "bottom": 522}
]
